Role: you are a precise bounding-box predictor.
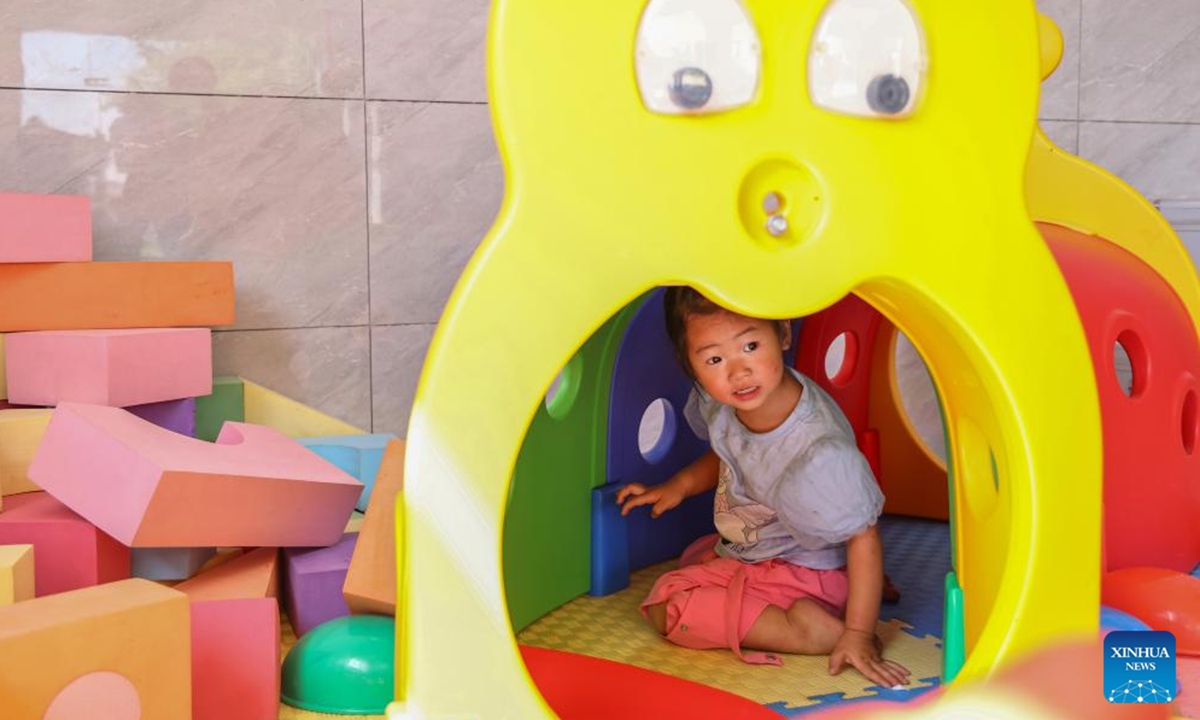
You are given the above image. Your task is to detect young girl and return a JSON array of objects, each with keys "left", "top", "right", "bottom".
[{"left": 617, "top": 287, "right": 910, "bottom": 688}]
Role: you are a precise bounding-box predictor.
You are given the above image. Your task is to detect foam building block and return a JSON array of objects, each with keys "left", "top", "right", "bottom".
[
  {"left": 28, "top": 403, "right": 363, "bottom": 547},
  {"left": 243, "top": 378, "right": 366, "bottom": 437},
  {"left": 0, "top": 492, "right": 129, "bottom": 596},
  {"left": 5, "top": 328, "right": 212, "bottom": 407},
  {"left": 0, "top": 192, "right": 91, "bottom": 263},
  {"left": 300, "top": 433, "right": 396, "bottom": 511},
  {"left": 174, "top": 546, "right": 279, "bottom": 601},
  {"left": 190, "top": 598, "right": 280, "bottom": 720},
  {"left": 285, "top": 532, "right": 356, "bottom": 636},
  {"left": 0, "top": 333, "right": 7, "bottom": 400},
  {"left": 0, "top": 408, "right": 51, "bottom": 497},
  {"left": 0, "top": 544, "right": 34, "bottom": 605},
  {"left": 344, "top": 511, "right": 365, "bottom": 533},
  {"left": 128, "top": 397, "right": 197, "bottom": 436},
  {"left": 176, "top": 547, "right": 281, "bottom": 720},
  {"left": 0, "top": 578, "right": 191, "bottom": 720},
  {"left": 0, "top": 261, "right": 234, "bottom": 332},
  {"left": 132, "top": 547, "right": 216, "bottom": 581},
  {"left": 195, "top": 376, "right": 244, "bottom": 442},
  {"left": 344, "top": 440, "right": 405, "bottom": 616}
]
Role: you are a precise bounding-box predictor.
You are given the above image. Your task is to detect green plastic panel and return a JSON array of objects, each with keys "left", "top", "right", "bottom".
[
  {"left": 942, "top": 570, "right": 965, "bottom": 682},
  {"left": 503, "top": 298, "right": 643, "bottom": 632}
]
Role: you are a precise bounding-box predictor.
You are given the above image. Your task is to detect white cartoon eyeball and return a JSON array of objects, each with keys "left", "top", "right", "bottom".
[
  {"left": 635, "top": 0, "right": 761, "bottom": 115},
  {"left": 808, "top": 0, "right": 926, "bottom": 118}
]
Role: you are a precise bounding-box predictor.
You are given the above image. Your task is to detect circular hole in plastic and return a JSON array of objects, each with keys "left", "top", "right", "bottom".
[
  {"left": 893, "top": 332, "right": 946, "bottom": 464},
  {"left": 824, "top": 331, "right": 858, "bottom": 387},
  {"left": 638, "top": 398, "right": 677, "bottom": 464},
  {"left": 762, "top": 191, "right": 783, "bottom": 214},
  {"left": 545, "top": 355, "right": 584, "bottom": 420},
  {"left": 1113, "top": 340, "right": 1134, "bottom": 398},
  {"left": 1182, "top": 388, "right": 1198, "bottom": 456}
]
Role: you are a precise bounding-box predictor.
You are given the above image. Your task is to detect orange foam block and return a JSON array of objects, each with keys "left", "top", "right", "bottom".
[
  {"left": 175, "top": 546, "right": 279, "bottom": 601},
  {"left": 0, "top": 261, "right": 234, "bottom": 332},
  {"left": 0, "top": 491, "right": 129, "bottom": 597},
  {"left": 5, "top": 328, "right": 212, "bottom": 407},
  {"left": 0, "top": 578, "right": 191, "bottom": 719},
  {"left": 29, "top": 403, "right": 362, "bottom": 547},
  {"left": 344, "top": 439, "right": 404, "bottom": 616},
  {"left": 0, "top": 544, "right": 34, "bottom": 605},
  {"left": 176, "top": 548, "right": 281, "bottom": 720},
  {"left": 0, "top": 193, "right": 91, "bottom": 263}
]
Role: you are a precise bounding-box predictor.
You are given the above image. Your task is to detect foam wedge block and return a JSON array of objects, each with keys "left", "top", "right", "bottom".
[
  {"left": 29, "top": 403, "right": 362, "bottom": 547},
  {"left": 285, "top": 533, "right": 356, "bottom": 637},
  {"left": 0, "top": 261, "right": 234, "bottom": 332},
  {"left": 191, "top": 598, "right": 280, "bottom": 720},
  {"left": 175, "top": 546, "right": 279, "bottom": 601},
  {"left": 132, "top": 547, "right": 216, "bottom": 581},
  {"left": 0, "top": 578, "right": 190, "bottom": 719},
  {"left": 0, "top": 491, "right": 129, "bottom": 596},
  {"left": 0, "top": 193, "right": 91, "bottom": 263},
  {"left": 128, "top": 397, "right": 197, "bottom": 436},
  {"left": 300, "top": 433, "right": 396, "bottom": 511},
  {"left": 195, "top": 376, "right": 244, "bottom": 442},
  {"left": 5, "top": 328, "right": 212, "bottom": 407},
  {"left": 0, "top": 408, "right": 51, "bottom": 496},
  {"left": 243, "top": 378, "right": 365, "bottom": 437},
  {"left": 344, "top": 511, "right": 365, "bottom": 533},
  {"left": 343, "top": 440, "right": 405, "bottom": 616},
  {"left": 0, "top": 544, "right": 34, "bottom": 605}
]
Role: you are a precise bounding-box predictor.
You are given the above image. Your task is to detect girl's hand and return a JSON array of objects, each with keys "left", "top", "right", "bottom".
[
  {"left": 616, "top": 482, "right": 685, "bottom": 517},
  {"left": 828, "top": 628, "right": 911, "bottom": 689}
]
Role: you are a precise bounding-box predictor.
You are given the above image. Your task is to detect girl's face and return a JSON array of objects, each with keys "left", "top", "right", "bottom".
[{"left": 684, "top": 309, "right": 798, "bottom": 431}]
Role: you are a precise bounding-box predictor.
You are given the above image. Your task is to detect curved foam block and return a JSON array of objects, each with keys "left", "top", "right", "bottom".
[
  {"left": 0, "top": 578, "right": 190, "bottom": 720},
  {"left": 28, "top": 403, "right": 362, "bottom": 547},
  {"left": 0, "top": 193, "right": 91, "bottom": 263},
  {"left": 5, "top": 328, "right": 212, "bottom": 407},
  {"left": 0, "top": 261, "right": 234, "bottom": 332}
]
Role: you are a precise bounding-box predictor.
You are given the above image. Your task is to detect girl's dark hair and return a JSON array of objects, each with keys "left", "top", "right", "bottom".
[{"left": 663, "top": 286, "right": 792, "bottom": 379}]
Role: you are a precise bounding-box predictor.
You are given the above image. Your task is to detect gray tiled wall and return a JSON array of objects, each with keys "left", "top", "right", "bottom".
[{"left": 0, "top": 1, "right": 1195, "bottom": 436}]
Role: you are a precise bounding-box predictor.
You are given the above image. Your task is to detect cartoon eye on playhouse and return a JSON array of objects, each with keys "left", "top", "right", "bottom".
[{"left": 1104, "top": 631, "right": 1176, "bottom": 704}]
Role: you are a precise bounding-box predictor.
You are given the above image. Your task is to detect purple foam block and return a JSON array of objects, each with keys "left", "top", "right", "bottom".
[
  {"left": 127, "top": 397, "right": 197, "bottom": 436},
  {"left": 283, "top": 532, "right": 357, "bottom": 637}
]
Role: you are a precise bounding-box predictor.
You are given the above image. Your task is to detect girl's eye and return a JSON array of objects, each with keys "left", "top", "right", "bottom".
[
  {"left": 745, "top": 341, "right": 759, "bottom": 352},
  {"left": 705, "top": 356, "right": 722, "bottom": 366}
]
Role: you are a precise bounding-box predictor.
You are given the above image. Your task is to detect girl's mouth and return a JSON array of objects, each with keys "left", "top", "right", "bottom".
[{"left": 733, "top": 386, "right": 760, "bottom": 401}]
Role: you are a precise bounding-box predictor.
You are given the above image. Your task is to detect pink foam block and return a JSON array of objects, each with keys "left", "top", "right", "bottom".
[
  {"left": 28, "top": 403, "right": 362, "bottom": 547},
  {"left": 191, "top": 598, "right": 280, "bottom": 720},
  {"left": 4, "top": 328, "right": 212, "bottom": 407},
  {"left": 0, "top": 193, "right": 91, "bottom": 263},
  {"left": 0, "top": 491, "right": 130, "bottom": 597}
]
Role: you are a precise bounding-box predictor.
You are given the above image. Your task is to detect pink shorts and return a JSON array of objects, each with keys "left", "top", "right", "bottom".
[{"left": 640, "top": 534, "right": 849, "bottom": 665}]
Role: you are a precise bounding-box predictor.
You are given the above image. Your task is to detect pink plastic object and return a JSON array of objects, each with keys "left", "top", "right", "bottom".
[
  {"left": 5, "top": 329, "right": 212, "bottom": 407},
  {"left": 0, "top": 193, "right": 91, "bottom": 263},
  {"left": 0, "top": 491, "right": 129, "bottom": 596},
  {"left": 28, "top": 403, "right": 362, "bottom": 547}
]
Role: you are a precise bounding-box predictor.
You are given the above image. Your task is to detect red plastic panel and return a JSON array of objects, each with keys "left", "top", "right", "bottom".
[
  {"left": 1041, "top": 222, "right": 1200, "bottom": 573},
  {"left": 794, "top": 294, "right": 884, "bottom": 435}
]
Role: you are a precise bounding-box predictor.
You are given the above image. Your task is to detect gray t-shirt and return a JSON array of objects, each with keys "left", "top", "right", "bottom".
[{"left": 685, "top": 368, "right": 884, "bottom": 570}]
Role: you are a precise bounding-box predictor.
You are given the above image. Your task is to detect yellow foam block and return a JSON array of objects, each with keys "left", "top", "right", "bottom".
[
  {"left": 241, "top": 377, "right": 366, "bottom": 438},
  {"left": 0, "top": 544, "right": 33, "bottom": 605},
  {"left": 0, "top": 409, "right": 52, "bottom": 496},
  {"left": 0, "top": 578, "right": 191, "bottom": 719}
]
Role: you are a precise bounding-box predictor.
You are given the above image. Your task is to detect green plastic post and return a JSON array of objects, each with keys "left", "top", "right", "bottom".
[{"left": 943, "top": 570, "right": 965, "bottom": 682}]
